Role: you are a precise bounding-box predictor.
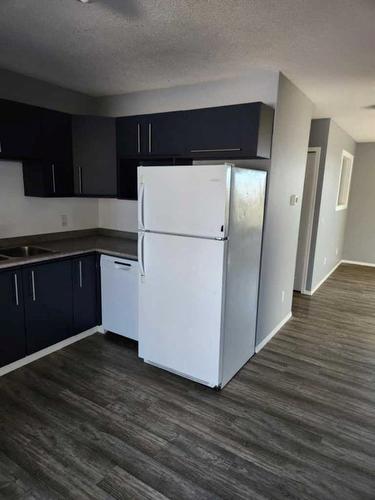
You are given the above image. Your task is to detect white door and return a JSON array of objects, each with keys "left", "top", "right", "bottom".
[
  {"left": 294, "top": 149, "right": 320, "bottom": 292},
  {"left": 138, "top": 231, "right": 225, "bottom": 387},
  {"left": 138, "top": 164, "right": 231, "bottom": 238}
]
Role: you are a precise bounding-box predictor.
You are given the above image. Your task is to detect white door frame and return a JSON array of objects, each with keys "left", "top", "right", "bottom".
[{"left": 300, "top": 147, "right": 321, "bottom": 294}]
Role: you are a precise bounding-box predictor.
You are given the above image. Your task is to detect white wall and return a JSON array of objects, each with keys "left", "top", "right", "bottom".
[
  {"left": 98, "top": 199, "right": 138, "bottom": 233},
  {"left": 307, "top": 120, "right": 356, "bottom": 290},
  {"left": 343, "top": 143, "right": 375, "bottom": 264},
  {"left": 256, "top": 74, "right": 313, "bottom": 345},
  {"left": 0, "top": 162, "right": 98, "bottom": 239}
]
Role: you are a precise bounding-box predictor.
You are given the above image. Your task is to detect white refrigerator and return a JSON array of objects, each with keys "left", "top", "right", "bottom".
[{"left": 137, "top": 164, "right": 266, "bottom": 388}]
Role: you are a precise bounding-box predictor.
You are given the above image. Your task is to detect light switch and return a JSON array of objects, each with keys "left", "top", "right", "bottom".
[{"left": 290, "top": 194, "right": 299, "bottom": 206}]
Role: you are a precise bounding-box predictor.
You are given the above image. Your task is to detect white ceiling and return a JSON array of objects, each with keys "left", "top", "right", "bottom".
[{"left": 0, "top": 0, "right": 375, "bottom": 141}]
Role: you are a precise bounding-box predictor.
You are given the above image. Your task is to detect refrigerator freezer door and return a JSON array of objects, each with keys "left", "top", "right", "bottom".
[
  {"left": 138, "top": 164, "right": 231, "bottom": 239},
  {"left": 138, "top": 232, "right": 225, "bottom": 387}
]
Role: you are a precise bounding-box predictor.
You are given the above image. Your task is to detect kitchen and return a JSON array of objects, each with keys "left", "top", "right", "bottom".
[
  {"left": 3, "top": 1, "right": 374, "bottom": 498},
  {"left": 0, "top": 99, "right": 273, "bottom": 389}
]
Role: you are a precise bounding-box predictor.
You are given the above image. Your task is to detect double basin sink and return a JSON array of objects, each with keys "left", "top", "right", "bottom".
[{"left": 0, "top": 246, "right": 54, "bottom": 261}]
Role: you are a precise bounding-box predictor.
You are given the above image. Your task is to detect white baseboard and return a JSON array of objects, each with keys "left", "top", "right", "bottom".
[
  {"left": 255, "top": 312, "right": 292, "bottom": 353},
  {"left": 0, "top": 326, "right": 100, "bottom": 377},
  {"left": 341, "top": 259, "right": 375, "bottom": 268},
  {"left": 304, "top": 260, "right": 343, "bottom": 296}
]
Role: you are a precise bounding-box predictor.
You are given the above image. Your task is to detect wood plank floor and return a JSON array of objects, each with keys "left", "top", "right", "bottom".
[{"left": 1, "top": 263, "right": 375, "bottom": 499}]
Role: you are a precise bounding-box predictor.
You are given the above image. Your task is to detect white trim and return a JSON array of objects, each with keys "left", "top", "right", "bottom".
[
  {"left": 0, "top": 326, "right": 99, "bottom": 377},
  {"left": 255, "top": 312, "right": 292, "bottom": 353},
  {"left": 341, "top": 259, "right": 375, "bottom": 268},
  {"left": 304, "top": 260, "right": 342, "bottom": 295},
  {"left": 299, "top": 147, "right": 321, "bottom": 292},
  {"left": 336, "top": 150, "right": 354, "bottom": 211}
]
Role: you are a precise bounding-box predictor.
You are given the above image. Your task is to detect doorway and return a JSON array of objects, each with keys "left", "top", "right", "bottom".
[{"left": 294, "top": 147, "right": 321, "bottom": 293}]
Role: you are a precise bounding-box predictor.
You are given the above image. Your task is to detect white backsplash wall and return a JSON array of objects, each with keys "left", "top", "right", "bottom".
[
  {"left": 98, "top": 199, "right": 138, "bottom": 233},
  {"left": 0, "top": 161, "right": 98, "bottom": 239}
]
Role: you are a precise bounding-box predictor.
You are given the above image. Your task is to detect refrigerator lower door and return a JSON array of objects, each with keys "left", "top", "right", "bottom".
[{"left": 138, "top": 231, "right": 225, "bottom": 387}]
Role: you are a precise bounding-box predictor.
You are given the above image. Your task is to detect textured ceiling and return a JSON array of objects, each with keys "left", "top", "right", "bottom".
[{"left": 0, "top": 0, "right": 375, "bottom": 141}]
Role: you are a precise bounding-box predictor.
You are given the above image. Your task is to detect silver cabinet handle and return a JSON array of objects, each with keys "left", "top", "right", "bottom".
[
  {"left": 79, "top": 260, "right": 83, "bottom": 288},
  {"left": 190, "top": 148, "right": 242, "bottom": 153},
  {"left": 14, "top": 273, "right": 19, "bottom": 306},
  {"left": 51, "top": 163, "right": 56, "bottom": 193},
  {"left": 138, "top": 232, "right": 145, "bottom": 277},
  {"left": 78, "top": 166, "right": 83, "bottom": 194},
  {"left": 137, "top": 123, "right": 141, "bottom": 153},
  {"left": 31, "top": 271, "right": 36, "bottom": 301},
  {"left": 148, "top": 123, "right": 152, "bottom": 153},
  {"left": 139, "top": 182, "right": 145, "bottom": 230}
]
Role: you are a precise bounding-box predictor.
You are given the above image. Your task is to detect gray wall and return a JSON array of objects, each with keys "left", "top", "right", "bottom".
[
  {"left": 307, "top": 119, "right": 356, "bottom": 290},
  {"left": 93, "top": 70, "right": 279, "bottom": 116},
  {"left": 0, "top": 68, "right": 94, "bottom": 114},
  {"left": 344, "top": 143, "right": 375, "bottom": 264},
  {"left": 256, "top": 74, "right": 313, "bottom": 345}
]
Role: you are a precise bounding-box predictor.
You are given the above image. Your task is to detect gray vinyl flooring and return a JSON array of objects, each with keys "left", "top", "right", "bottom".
[{"left": 1, "top": 263, "right": 375, "bottom": 499}]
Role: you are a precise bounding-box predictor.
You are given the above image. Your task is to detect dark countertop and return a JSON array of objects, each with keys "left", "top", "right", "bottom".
[{"left": 0, "top": 229, "right": 138, "bottom": 270}]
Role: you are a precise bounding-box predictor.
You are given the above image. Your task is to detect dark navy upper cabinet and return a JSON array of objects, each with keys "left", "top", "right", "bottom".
[
  {"left": 147, "top": 111, "right": 188, "bottom": 156},
  {"left": 41, "top": 109, "right": 73, "bottom": 164},
  {"left": 23, "top": 109, "right": 74, "bottom": 197},
  {"left": 72, "top": 115, "right": 117, "bottom": 197},
  {"left": 22, "top": 159, "right": 74, "bottom": 197},
  {"left": 72, "top": 255, "right": 98, "bottom": 334},
  {"left": 23, "top": 260, "right": 74, "bottom": 354},
  {"left": 116, "top": 102, "right": 274, "bottom": 161},
  {"left": 0, "top": 270, "right": 26, "bottom": 368},
  {"left": 117, "top": 115, "right": 147, "bottom": 157},
  {"left": 117, "top": 112, "right": 188, "bottom": 157},
  {"left": 185, "top": 102, "right": 274, "bottom": 159},
  {"left": 0, "top": 99, "right": 42, "bottom": 160}
]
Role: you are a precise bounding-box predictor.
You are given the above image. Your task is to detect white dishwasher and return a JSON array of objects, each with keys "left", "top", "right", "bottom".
[{"left": 101, "top": 255, "right": 138, "bottom": 340}]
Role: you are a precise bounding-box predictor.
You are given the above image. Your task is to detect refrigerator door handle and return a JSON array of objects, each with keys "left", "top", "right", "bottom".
[
  {"left": 139, "top": 182, "right": 145, "bottom": 230},
  {"left": 138, "top": 232, "right": 145, "bottom": 277}
]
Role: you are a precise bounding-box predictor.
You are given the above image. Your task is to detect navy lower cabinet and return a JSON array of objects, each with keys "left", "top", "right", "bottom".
[
  {"left": 72, "top": 255, "right": 98, "bottom": 334},
  {"left": 22, "top": 260, "right": 74, "bottom": 354},
  {"left": 0, "top": 270, "right": 26, "bottom": 368}
]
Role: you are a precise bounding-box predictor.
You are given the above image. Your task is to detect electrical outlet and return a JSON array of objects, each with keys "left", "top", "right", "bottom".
[
  {"left": 324, "top": 257, "right": 327, "bottom": 265},
  {"left": 336, "top": 247, "right": 339, "bottom": 256},
  {"left": 61, "top": 214, "right": 68, "bottom": 227},
  {"left": 281, "top": 290, "right": 285, "bottom": 303}
]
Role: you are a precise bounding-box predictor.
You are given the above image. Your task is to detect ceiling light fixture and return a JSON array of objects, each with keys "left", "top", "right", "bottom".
[{"left": 77, "top": 0, "right": 90, "bottom": 3}]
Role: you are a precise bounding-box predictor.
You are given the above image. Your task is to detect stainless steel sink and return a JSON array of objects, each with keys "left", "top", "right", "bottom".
[{"left": 0, "top": 246, "right": 54, "bottom": 258}]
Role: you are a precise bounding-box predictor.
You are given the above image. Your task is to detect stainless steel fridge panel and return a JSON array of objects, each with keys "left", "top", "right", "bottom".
[{"left": 220, "top": 167, "right": 267, "bottom": 387}]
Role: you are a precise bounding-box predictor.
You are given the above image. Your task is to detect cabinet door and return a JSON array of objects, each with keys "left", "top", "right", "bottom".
[
  {"left": 185, "top": 102, "right": 273, "bottom": 159},
  {"left": 22, "top": 109, "right": 74, "bottom": 197},
  {"left": 186, "top": 104, "right": 246, "bottom": 156},
  {"left": 0, "top": 99, "right": 41, "bottom": 159},
  {"left": 72, "top": 116, "right": 117, "bottom": 196},
  {"left": 72, "top": 255, "right": 98, "bottom": 334},
  {"left": 22, "top": 160, "right": 74, "bottom": 197},
  {"left": 148, "top": 111, "right": 188, "bottom": 156},
  {"left": 117, "top": 116, "right": 146, "bottom": 157},
  {"left": 23, "top": 260, "right": 73, "bottom": 354},
  {"left": 0, "top": 270, "right": 26, "bottom": 367},
  {"left": 41, "top": 109, "right": 73, "bottom": 163}
]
